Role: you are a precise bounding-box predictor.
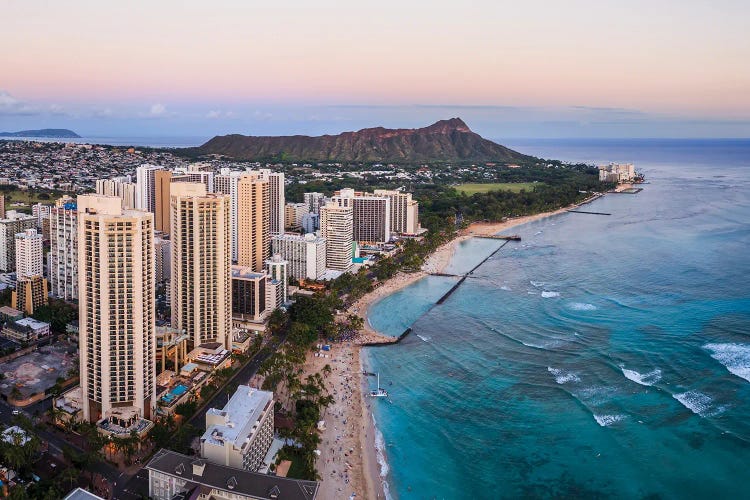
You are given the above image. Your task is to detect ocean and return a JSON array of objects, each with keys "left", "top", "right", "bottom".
[{"left": 363, "top": 139, "right": 750, "bottom": 499}]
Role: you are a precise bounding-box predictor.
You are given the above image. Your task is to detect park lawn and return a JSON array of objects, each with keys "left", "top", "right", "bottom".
[
  {"left": 0, "top": 187, "right": 63, "bottom": 211},
  {"left": 454, "top": 182, "right": 539, "bottom": 195}
]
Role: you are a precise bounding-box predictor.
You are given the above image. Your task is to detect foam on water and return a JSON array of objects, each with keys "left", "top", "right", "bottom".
[
  {"left": 548, "top": 367, "right": 581, "bottom": 384},
  {"left": 416, "top": 334, "right": 430, "bottom": 342},
  {"left": 704, "top": 343, "right": 750, "bottom": 383},
  {"left": 372, "top": 415, "right": 393, "bottom": 500},
  {"left": 620, "top": 366, "right": 662, "bottom": 386},
  {"left": 594, "top": 414, "right": 626, "bottom": 427},
  {"left": 500, "top": 285, "right": 511, "bottom": 291},
  {"left": 569, "top": 302, "right": 597, "bottom": 311},
  {"left": 672, "top": 390, "right": 724, "bottom": 417},
  {"left": 541, "top": 291, "right": 561, "bottom": 298},
  {"left": 530, "top": 280, "right": 545, "bottom": 288}
]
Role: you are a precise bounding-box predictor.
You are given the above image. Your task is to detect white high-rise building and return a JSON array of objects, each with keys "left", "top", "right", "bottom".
[
  {"left": 14, "top": 229, "right": 43, "bottom": 278},
  {"left": 0, "top": 212, "right": 37, "bottom": 272},
  {"left": 320, "top": 202, "right": 353, "bottom": 271},
  {"left": 170, "top": 183, "right": 232, "bottom": 349},
  {"left": 96, "top": 176, "right": 137, "bottom": 210},
  {"left": 214, "top": 169, "right": 244, "bottom": 262},
  {"left": 136, "top": 164, "right": 164, "bottom": 212},
  {"left": 49, "top": 203, "right": 78, "bottom": 300},
  {"left": 265, "top": 254, "right": 288, "bottom": 304},
  {"left": 257, "top": 169, "right": 285, "bottom": 236},
  {"left": 374, "top": 189, "right": 420, "bottom": 235},
  {"left": 271, "top": 233, "right": 326, "bottom": 281},
  {"left": 303, "top": 192, "right": 326, "bottom": 216},
  {"left": 331, "top": 189, "right": 390, "bottom": 243},
  {"left": 77, "top": 194, "right": 155, "bottom": 423}
]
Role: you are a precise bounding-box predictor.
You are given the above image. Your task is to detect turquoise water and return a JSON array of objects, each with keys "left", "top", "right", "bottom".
[
  {"left": 364, "top": 140, "right": 750, "bottom": 499},
  {"left": 162, "top": 383, "right": 189, "bottom": 403}
]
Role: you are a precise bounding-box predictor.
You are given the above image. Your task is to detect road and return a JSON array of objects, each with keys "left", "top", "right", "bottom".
[
  {"left": 0, "top": 398, "right": 123, "bottom": 496},
  {"left": 112, "top": 334, "right": 286, "bottom": 499}
]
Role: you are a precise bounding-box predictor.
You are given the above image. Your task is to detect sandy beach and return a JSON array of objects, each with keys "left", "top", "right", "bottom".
[{"left": 290, "top": 194, "right": 605, "bottom": 499}]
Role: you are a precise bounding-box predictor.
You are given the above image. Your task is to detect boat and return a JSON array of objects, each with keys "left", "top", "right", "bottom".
[{"left": 368, "top": 373, "right": 388, "bottom": 398}]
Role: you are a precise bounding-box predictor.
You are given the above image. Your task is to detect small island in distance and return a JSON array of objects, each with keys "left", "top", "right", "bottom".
[{"left": 0, "top": 128, "right": 81, "bottom": 138}]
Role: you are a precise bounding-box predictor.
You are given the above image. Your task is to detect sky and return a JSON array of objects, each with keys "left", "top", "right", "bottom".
[{"left": 1, "top": 0, "right": 749, "bottom": 139}]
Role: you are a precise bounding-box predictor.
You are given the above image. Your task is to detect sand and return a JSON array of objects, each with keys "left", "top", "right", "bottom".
[{"left": 292, "top": 193, "right": 605, "bottom": 498}]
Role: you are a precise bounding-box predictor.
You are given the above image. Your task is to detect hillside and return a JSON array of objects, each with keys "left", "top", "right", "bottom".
[
  {"left": 0, "top": 128, "right": 81, "bottom": 138},
  {"left": 198, "top": 118, "right": 532, "bottom": 163}
]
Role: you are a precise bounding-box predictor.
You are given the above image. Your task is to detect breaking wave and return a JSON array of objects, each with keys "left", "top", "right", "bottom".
[{"left": 704, "top": 343, "right": 750, "bottom": 383}]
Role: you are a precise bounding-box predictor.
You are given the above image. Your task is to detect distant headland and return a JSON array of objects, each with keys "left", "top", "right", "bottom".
[{"left": 0, "top": 128, "right": 81, "bottom": 138}]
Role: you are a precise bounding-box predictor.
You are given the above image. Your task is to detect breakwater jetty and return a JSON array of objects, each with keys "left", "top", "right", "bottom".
[
  {"left": 362, "top": 327, "right": 413, "bottom": 347},
  {"left": 567, "top": 209, "right": 611, "bottom": 215}
]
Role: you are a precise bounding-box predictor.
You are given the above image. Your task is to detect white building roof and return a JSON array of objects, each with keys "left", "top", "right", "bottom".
[{"left": 202, "top": 385, "right": 273, "bottom": 452}]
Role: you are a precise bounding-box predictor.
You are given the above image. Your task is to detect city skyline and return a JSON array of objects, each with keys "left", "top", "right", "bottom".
[{"left": 1, "top": 0, "right": 749, "bottom": 138}]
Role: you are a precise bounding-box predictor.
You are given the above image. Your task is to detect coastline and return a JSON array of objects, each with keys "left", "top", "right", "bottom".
[{"left": 293, "top": 192, "right": 606, "bottom": 499}]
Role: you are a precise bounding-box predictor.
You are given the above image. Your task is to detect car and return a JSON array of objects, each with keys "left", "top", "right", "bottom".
[{"left": 11, "top": 410, "right": 19, "bottom": 415}]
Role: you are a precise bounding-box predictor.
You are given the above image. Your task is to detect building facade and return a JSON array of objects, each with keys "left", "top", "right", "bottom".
[
  {"left": 77, "top": 194, "right": 156, "bottom": 423},
  {"left": 320, "top": 202, "right": 353, "bottom": 271},
  {"left": 237, "top": 175, "right": 270, "bottom": 272},
  {"left": 231, "top": 266, "right": 267, "bottom": 323},
  {"left": 49, "top": 202, "right": 78, "bottom": 300},
  {"left": 96, "top": 176, "right": 136, "bottom": 210},
  {"left": 12, "top": 275, "right": 49, "bottom": 315},
  {"left": 0, "top": 212, "right": 37, "bottom": 272},
  {"left": 146, "top": 449, "right": 319, "bottom": 500},
  {"left": 135, "top": 164, "right": 164, "bottom": 212},
  {"left": 170, "top": 183, "right": 232, "bottom": 350},
  {"left": 331, "top": 189, "right": 390, "bottom": 243},
  {"left": 257, "top": 169, "right": 285, "bottom": 236},
  {"left": 265, "top": 254, "right": 288, "bottom": 305},
  {"left": 271, "top": 233, "right": 326, "bottom": 281},
  {"left": 374, "top": 189, "right": 420, "bottom": 234},
  {"left": 14, "top": 228, "right": 43, "bottom": 278},
  {"left": 200, "top": 386, "right": 274, "bottom": 472}
]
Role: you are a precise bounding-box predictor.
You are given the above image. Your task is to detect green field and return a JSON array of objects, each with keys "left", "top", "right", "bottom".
[
  {"left": 454, "top": 182, "right": 539, "bottom": 194},
  {"left": 0, "top": 187, "right": 63, "bottom": 213}
]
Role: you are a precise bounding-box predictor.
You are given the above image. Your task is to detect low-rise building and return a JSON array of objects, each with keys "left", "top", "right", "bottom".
[
  {"left": 200, "top": 386, "right": 274, "bottom": 472},
  {"left": 146, "top": 448, "right": 318, "bottom": 500},
  {"left": 2, "top": 317, "right": 50, "bottom": 342}
]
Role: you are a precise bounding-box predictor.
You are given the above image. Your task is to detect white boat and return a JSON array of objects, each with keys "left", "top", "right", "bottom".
[{"left": 369, "top": 373, "right": 388, "bottom": 398}]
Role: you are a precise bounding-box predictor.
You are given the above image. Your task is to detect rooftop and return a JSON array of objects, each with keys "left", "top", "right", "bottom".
[
  {"left": 13, "top": 317, "right": 49, "bottom": 330},
  {"left": 146, "top": 449, "right": 318, "bottom": 500},
  {"left": 202, "top": 386, "right": 273, "bottom": 451},
  {"left": 231, "top": 266, "right": 266, "bottom": 280},
  {"left": 62, "top": 488, "right": 105, "bottom": 500}
]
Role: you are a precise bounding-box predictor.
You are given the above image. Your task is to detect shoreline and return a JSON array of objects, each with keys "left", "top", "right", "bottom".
[
  {"left": 292, "top": 192, "right": 610, "bottom": 499},
  {"left": 349, "top": 192, "right": 608, "bottom": 496}
]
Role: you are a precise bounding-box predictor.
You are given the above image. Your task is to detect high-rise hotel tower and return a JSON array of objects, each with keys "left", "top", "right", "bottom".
[
  {"left": 170, "top": 183, "right": 232, "bottom": 349},
  {"left": 77, "top": 194, "right": 156, "bottom": 423}
]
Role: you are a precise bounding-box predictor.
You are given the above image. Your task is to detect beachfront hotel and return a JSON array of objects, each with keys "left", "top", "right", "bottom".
[
  {"left": 331, "top": 188, "right": 390, "bottom": 243},
  {"left": 271, "top": 233, "right": 327, "bottom": 281},
  {"left": 320, "top": 202, "right": 354, "bottom": 271},
  {"left": 237, "top": 174, "right": 270, "bottom": 272},
  {"left": 170, "top": 182, "right": 232, "bottom": 350},
  {"left": 374, "top": 189, "right": 420, "bottom": 235},
  {"left": 77, "top": 194, "right": 156, "bottom": 423},
  {"left": 231, "top": 266, "right": 267, "bottom": 324},
  {"left": 598, "top": 163, "right": 636, "bottom": 183},
  {"left": 200, "top": 385, "right": 275, "bottom": 472},
  {"left": 146, "top": 448, "right": 319, "bottom": 500}
]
